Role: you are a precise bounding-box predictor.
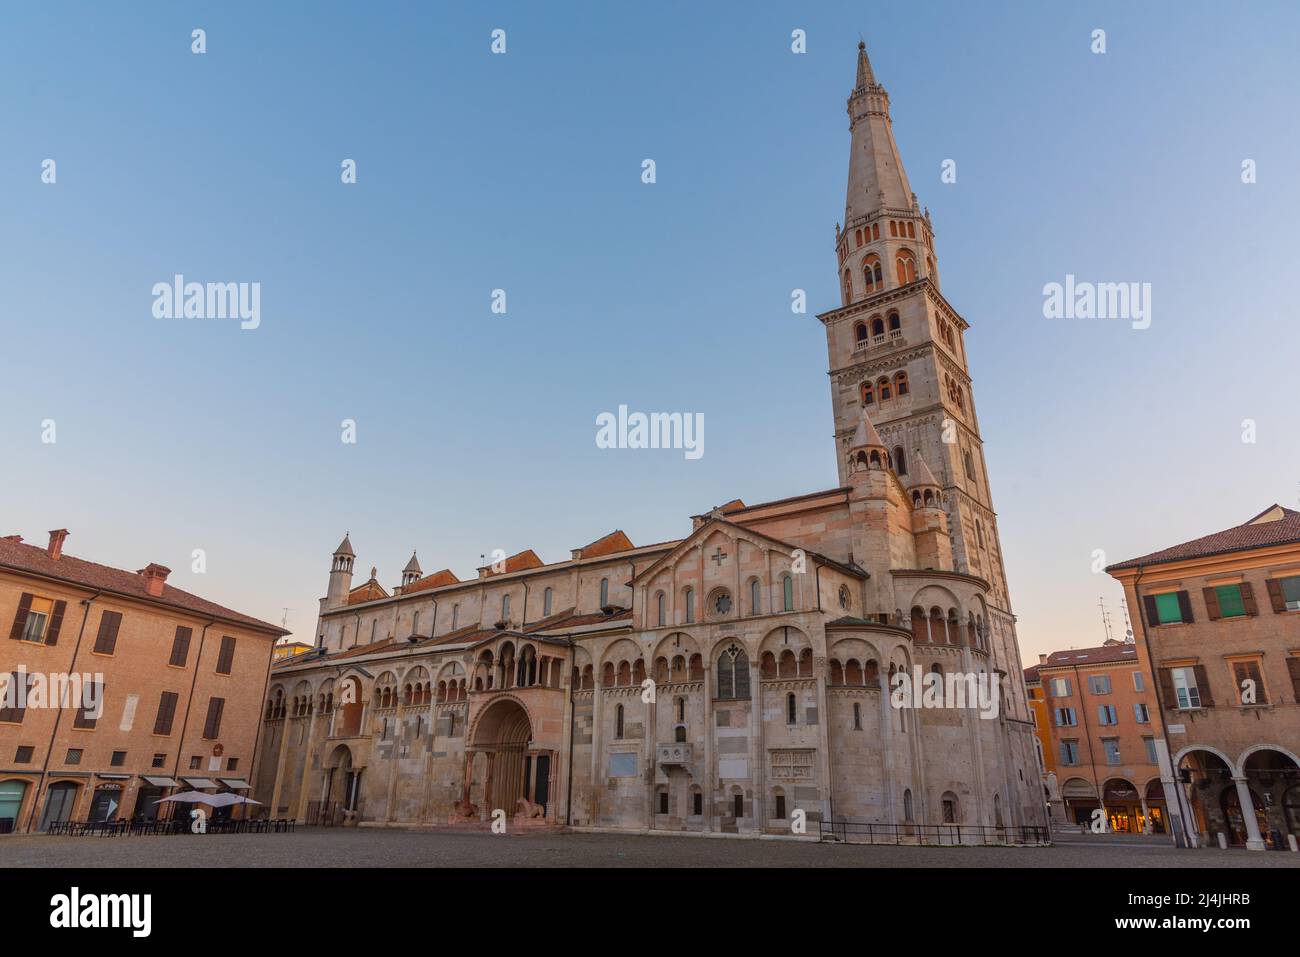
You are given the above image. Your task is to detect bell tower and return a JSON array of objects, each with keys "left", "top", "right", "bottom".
[{"left": 818, "top": 40, "right": 1021, "bottom": 702}]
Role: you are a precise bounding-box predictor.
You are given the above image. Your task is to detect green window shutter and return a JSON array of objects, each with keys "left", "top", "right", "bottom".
[
  {"left": 1154, "top": 592, "right": 1182, "bottom": 624},
  {"left": 1215, "top": 585, "right": 1246, "bottom": 619}
]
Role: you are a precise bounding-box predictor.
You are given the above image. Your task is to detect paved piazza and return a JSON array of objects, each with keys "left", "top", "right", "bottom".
[{"left": 1, "top": 828, "right": 1297, "bottom": 868}]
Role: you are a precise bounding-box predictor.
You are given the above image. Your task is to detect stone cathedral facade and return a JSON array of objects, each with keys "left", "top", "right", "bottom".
[{"left": 255, "top": 43, "right": 1043, "bottom": 837}]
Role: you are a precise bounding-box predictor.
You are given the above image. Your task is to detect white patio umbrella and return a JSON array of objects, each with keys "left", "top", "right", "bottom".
[
  {"left": 205, "top": 793, "right": 263, "bottom": 807},
  {"left": 154, "top": 791, "right": 225, "bottom": 806}
]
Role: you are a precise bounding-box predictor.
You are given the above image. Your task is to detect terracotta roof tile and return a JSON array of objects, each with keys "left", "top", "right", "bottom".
[
  {"left": 400, "top": 569, "right": 460, "bottom": 594},
  {"left": 574, "top": 530, "right": 634, "bottom": 559},
  {"left": 1040, "top": 643, "right": 1139, "bottom": 668},
  {"left": 347, "top": 580, "right": 390, "bottom": 605},
  {"left": 0, "top": 535, "right": 287, "bottom": 635},
  {"left": 1108, "top": 505, "right": 1300, "bottom": 571}
]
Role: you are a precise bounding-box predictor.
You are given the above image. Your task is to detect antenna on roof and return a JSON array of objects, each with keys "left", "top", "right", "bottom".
[
  {"left": 1098, "top": 597, "right": 1113, "bottom": 643},
  {"left": 281, "top": 607, "right": 292, "bottom": 630}
]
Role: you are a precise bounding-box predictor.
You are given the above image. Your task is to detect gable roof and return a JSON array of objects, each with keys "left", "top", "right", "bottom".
[
  {"left": 400, "top": 568, "right": 460, "bottom": 595},
  {"left": 0, "top": 535, "right": 287, "bottom": 636},
  {"left": 574, "top": 530, "right": 635, "bottom": 559},
  {"left": 1107, "top": 505, "right": 1300, "bottom": 571},
  {"left": 347, "top": 579, "right": 389, "bottom": 605},
  {"left": 480, "top": 549, "right": 544, "bottom": 577}
]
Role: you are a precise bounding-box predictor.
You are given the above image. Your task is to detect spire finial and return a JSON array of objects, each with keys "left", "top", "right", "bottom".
[{"left": 855, "top": 38, "right": 876, "bottom": 89}]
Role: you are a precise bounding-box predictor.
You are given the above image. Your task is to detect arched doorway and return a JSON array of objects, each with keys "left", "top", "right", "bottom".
[
  {"left": 39, "top": 781, "right": 79, "bottom": 831},
  {"left": 471, "top": 698, "right": 536, "bottom": 817},
  {"left": 321, "top": 744, "right": 361, "bottom": 824},
  {"left": 1102, "top": 778, "right": 1140, "bottom": 833}
]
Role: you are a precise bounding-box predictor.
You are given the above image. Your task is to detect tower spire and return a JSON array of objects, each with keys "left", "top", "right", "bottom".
[{"left": 843, "top": 40, "right": 912, "bottom": 224}]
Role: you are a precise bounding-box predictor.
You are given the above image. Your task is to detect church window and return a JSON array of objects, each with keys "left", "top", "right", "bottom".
[
  {"left": 543, "top": 587, "right": 553, "bottom": 616},
  {"left": 888, "top": 311, "right": 900, "bottom": 332},
  {"left": 711, "top": 589, "right": 732, "bottom": 616},
  {"left": 903, "top": 789, "right": 914, "bottom": 822},
  {"left": 842, "top": 269, "right": 853, "bottom": 304},
  {"left": 615, "top": 704, "right": 624, "bottom": 739},
  {"left": 894, "top": 371, "right": 908, "bottom": 395},
  {"left": 878, "top": 377, "right": 891, "bottom": 401},
  {"left": 677, "top": 698, "right": 685, "bottom": 722},
  {"left": 906, "top": 221, "right": 916, "bottom": 238},
  {"left": 871, "top": 223, "right": 880, "bottom": 240},
  {"left": 734, "top": 793, "right": 745, "bottom": 818},
  {"left": 942, "top": 792, "right": 958, "bottom": 823},
  {"left": 861, "top": 382, "right": 874, "bottom": 405},
  {"left": 975, "top": 520, "right": 984, "bottom": 547},
  {"left": 786, "top": 692, "right": 797, "bottom": 725},
  {"left": 451, "top": 604, "right": 459, "bottom": 629},
  {"left": 716, "top": 645, "right": 750, "bottom": 700},
  {"left": 863, "top": 255, "right": 882, "bottom": 292},
  {"left": 964, "top": 449, "right": 975, "bottom": 478},
  {"left": 896, "top": 251, "right": 917, "bottom": 285},
  {"left": 684, "top": 587, "right": 695, "bottom": 623},
  {"left": 501, "top": 594, "right": 510, "bottom": 621},
  {"left": 656, "top": 591, "right": 666, "bottom": 626},
  {"left": 658, "top": 789, "right": 669, "bottom": 814},
  {"left": 854, "top": 321, "right": 867, "bottom": 343},
  {"left": 889, "top": 220, "right": 898, "bottom": 237},
  {"left": 893, "top": 446, "right": 907, "bottom": 475},
  {"left": 599, "top": 578, "right": 609, "bottom": 607},
  {"left": 782, "top": 575, "right": 794, "bottom": 611},
  {"left": 750, "top": 579, "right": 761, "bottom": 615},
  {"left": 853, "top": 702, "right": 862, "bottom": 730},
  {"left": 871, "top": 317, "right": 885, "bottom": 337},
  {"left": 854, "top": 228, "right": 863, "bottom": 247}
]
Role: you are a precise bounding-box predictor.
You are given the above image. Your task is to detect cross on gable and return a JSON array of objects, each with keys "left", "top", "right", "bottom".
[{"left": 711, "top": 547, "right": 728, "bottom": 566}]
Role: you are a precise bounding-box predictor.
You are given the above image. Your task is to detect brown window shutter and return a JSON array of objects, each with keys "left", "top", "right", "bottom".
[
  {"left": 153, "top": 691, "right": 178, "bottom": 735},
  {"left": 1202, "top": 587, "right": 1221, "bottom": 621},
  {"left": 45, "top": 600, "right": 67, "bottom": 645},
  {"left": 0, "top": 672, "right": 28, "bottom": 722},
  {"left": 1287, "top": 657, "right": 1300, "bottom": 701},
  {"left": 169, "top": 627, "right": 192, "bottom": 667},
  {"left": 1142, "top": 595, "right": 1160, "bottom": 626},
  {"left": 1157, "top": 668, "right": 1176, "bottom": 708},
  {"left": 9, "top": 593, "right": 33, "bottom": 640},
  {"left": 1248, "top": 661, "right": 1267, "bottom": 704},
  {"left": 92, "top": 611, "right": 122, "bottom": 654},
  {"left": 1266, "top": 579, "right": 1287, "bottom": 613},
  {"left": 1240, "top": 582, "right": 1258, "bottom": 616},
  {"left": 203, "top": 697, "right": 225, "bottom": 739},
  {"left": 1192, "top": 664, "right": 1214, "bottom": 707},
  {"left": 1176, "top": 591, "right": 1194, "bottom": 623},
  {"left": 216, "top": 635, "right": 235, "bottom": 675},
  {"left": 73, "top": 681, "right": 102, "bottom": 729}
]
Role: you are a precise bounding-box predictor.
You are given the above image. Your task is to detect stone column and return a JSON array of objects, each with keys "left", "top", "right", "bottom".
[
  {"left": 702, "top": 661, "right": 714, "bottom": 833},
  {"left": 294, "top": 707, "right": 318, "bottom": 823},
  {"left": 481, "top": 751, "right": 496, "bottom": 823},
  {"left": 590, "top": 684, "right": 604, "bottom": 825},
  {"left": 813, "top": 654, "right": 832, "bottom": 826},
  {"left": 748, "top": 659, "right": 763, "bottom": 833},
  {"left": 269, "top": 717, "right": 291, "bottom": 817},
  {"left": 645, "top": 685, "right": 657, "bottom": 829},
  {"left": 1232, "top": 776, "right": 1266, "bottom": 851}
]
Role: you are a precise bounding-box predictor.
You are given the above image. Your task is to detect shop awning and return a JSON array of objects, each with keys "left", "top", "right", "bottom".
[
  {"left": 180, "top": 777, "right": 218, "bottom": 789},
  {"left": 141, "top": 775, "right": 179, "bottom": 787},
  {"left": 95, "top": 773, "right": 131, "bottom": 780},
  {"left": 219, "top": 778, "right": 250, "bottom": 790}
]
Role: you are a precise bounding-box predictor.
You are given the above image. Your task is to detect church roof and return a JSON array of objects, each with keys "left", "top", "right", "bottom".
[
  {"left": 347, "top": 577, "right": 389, "bottom": 605},
  {"left": 402, "top": 551, "right": 422, "bottom": 574},
  {"left": 1107, "top": 505, "right": 1300, "bottom": 571},
  {"left": 480, "top": 549, "right": 544, "bottom": 577},
  {"left": 333, "top": 534, "right": 355, "bottom": 558},
  {"left": 574, "top": 530, "right": 635, "bottom": 559},
  {"left": 401, "top": 568, "right": 460, "bottom": 595}
]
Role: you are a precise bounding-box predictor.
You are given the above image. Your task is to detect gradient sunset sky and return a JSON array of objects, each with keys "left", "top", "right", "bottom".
[{"left": 3, "top": 1, "right": 1297, "bottom": 664}]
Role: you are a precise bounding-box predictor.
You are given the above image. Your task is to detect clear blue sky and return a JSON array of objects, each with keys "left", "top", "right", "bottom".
[{"left": 3, "top": 2, "right": 1297, "bottom": 661}]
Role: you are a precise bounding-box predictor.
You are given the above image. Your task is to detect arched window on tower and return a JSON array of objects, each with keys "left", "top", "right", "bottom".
[
  {"left": 872, "top": 222, "right": 880, "bottom": 241},
  {"left": 656, "top": 591, "right": 666, "bottom": 627},
  {"left": 895, "top": 370, "right": 909, "bottom": 396},
  {"left": 863, "top": 254, "right": 882, "bottom": 293},
  {"left": 896, "top": 250, "right": 917, "bottom": 285},
  {"left": 599, "top": 578, "right": 609, "bottom": 608},
  {"left": 543, "top": 587, "right": 553, "bottom": 617},
  {"left": 871, "top": 316, "right": 885, "bottom": 337},
  {"left": 888, "top": 312, "right": 901, "bottom": 334},
  {"left": 878, "top": 376, "right": 891, "bottom": 401},
  {"left": 786, "top": 692, "right": 797, "bottom": 725},
  {"left": 750, "top": 579, "right": 760, "bottom": 616},
  {"left": 854, "top": 321, "right": 867, "bottom": 344},
  {"left": 976, "top": 520, "right": 984, "bottom": 547},
  {"left": 861, "top": 381, "right": 874, "bottom": 406},
  {"left": 782, "top": 575, "right": 794, "bottom": 611},
  {"left": 893, "top": 446, "right": 907, "bottom": 475},
  {"left": 684, "top": 587, "right": 695, "bottom": 623},
  {"left": 854, "top": 228, "right": 863, "bottom": 247},
  {"left": 842, "top": 269, "right": 853, "bottom": 305}
]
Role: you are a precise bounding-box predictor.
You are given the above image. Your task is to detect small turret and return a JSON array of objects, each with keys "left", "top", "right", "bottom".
[
  {"left": 906, "top": 455, "right": 953, "bottom": 571},
  {"left": 325, "top": 533, "right": 356, "bottom": 612},
  {"left": 846, "top": 407, "right": 889, "bottom": 478},
  {"left": 401, "top": 551, "right": 422, "bottom": 589}
]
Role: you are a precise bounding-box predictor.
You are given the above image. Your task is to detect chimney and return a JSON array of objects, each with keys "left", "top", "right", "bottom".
[
  {"left": 47, "top": 529, "right": 69, "bottom": 560},
  {"left": 140, "top": 563, "right": 171, "bottom": 597},
  {"left": 1038, "top": 654, "right": 1047, "bottom": 664}
]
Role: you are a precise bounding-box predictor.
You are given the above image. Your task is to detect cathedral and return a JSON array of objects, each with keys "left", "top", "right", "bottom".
[{"left": 255, "top": 42, "right": 1044, "bottom": 837}]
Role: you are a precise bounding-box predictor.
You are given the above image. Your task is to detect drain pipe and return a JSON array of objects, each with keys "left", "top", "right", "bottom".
[{"left": 26, "top": 589, "right": 101, "bottom": 833}]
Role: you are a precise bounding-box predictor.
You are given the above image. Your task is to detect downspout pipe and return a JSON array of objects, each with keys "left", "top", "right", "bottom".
[
  {"left": 26, "top": 589, "right": 101, "bottom": 832},
  {"left": 170, "top": 618, "right": 217, "bottom": 787}
]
